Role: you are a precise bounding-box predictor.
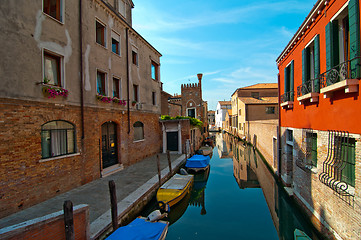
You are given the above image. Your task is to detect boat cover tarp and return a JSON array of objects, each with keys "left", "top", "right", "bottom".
[
  {"left": 185, "top": 155, "right": 210, "bottom": 168},
  {"left": 106, "top": 218, "right": 167, "bottom": 240},
  {"left": 160, "top": 174, "right": 193, "bottom": 190}
]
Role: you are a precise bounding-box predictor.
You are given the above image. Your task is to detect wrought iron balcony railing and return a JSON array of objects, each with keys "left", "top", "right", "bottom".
[
  {"left": 320, "top": 56, "right": 361, "bottom": 89},
  {"left": 280, "top": 91, "right": 294, "bottom": 103},
  {"left": 297, "top": 78, "right": 320, "bottom": 97}
]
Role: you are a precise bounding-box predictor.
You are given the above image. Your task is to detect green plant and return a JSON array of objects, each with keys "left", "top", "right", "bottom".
[
  {"left": 43, "top": 77, "right": 50, "bottom": 84},
  {"left": 160, "top": 115, "right": 203, "bottom": 129}
]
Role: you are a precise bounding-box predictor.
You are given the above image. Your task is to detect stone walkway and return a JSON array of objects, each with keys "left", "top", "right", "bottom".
[{"left": 0, "top": 153, "right": 186, "bottom": 239}]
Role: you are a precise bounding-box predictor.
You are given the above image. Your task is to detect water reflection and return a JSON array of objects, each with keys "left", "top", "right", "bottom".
[
  {"left": 225, "top": 133, "right": 324, "bottom": 240},
  {"left": 141, "top": 133, "right": 324, "bottom": 240}
]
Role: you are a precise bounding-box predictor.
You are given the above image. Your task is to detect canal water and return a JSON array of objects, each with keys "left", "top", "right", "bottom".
[{"left": 141, "top": 133, "right": 324, "bottom": 240}]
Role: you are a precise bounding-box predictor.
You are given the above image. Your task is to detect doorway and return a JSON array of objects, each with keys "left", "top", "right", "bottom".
[
  {"left": 167, "top": 131, "right": 179, "bottom": 151},
  {"left": 101, "top": 121, "right": 118, "bottom": 169}
]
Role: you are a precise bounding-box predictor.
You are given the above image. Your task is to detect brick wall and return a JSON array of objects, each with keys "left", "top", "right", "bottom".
[
  {"left": 0, "top": 204, "right": 89, "bottom": 240},
  {"left": 281, "top": 126, "right": 361, "bottom": 240},
  {"left": 247, "top": 120, "right": 278, "bottom": 171},
  {"left": 0, "top": 98, "right": 162, "bottom": 218}
]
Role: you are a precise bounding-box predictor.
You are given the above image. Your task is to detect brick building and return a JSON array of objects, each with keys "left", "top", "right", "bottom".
[
  {"left": 207, "top": 110, "right": 215, "bottom": 129},
  {"left": 277, "top": 0, "right": 361, "bottom": 238},
  {"left": 0, "top": 0, "right": 162, "bottom": 218}
]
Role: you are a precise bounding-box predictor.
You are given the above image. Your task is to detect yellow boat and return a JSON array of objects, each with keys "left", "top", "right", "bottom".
[{"left": 157, "top": 174, "right": 194, "bottom": 208}]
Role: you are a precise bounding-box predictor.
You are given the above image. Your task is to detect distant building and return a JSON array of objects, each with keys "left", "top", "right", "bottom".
[
  {"left": 207, "top": 110, "right": 215, "bottom": 129},
  {"left": 276, "top": 0, "right": 361, "bottom": 239},
  {"left": 215, "top": 101, "right": 231, "bottom": 129}
]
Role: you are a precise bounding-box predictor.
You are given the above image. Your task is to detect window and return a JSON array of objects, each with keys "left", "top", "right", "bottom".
[
  {"left": 266, "top": 106, "right": 275, "bottom": 114},
  {"left": 41, "top": 120, "right": 75, "bottom": 158},
  {"left": 96, "top": 20, "right": 106, "bottom": 47},
  {"left": 152, "top": 91, "right": 156, "bottom": 105},
  {"left": 306, "top": 132, "right": 317, "bottom": 167},
  {"left": 132, "top": 51, "right": 138, "bottom": 65},
  {"left": 133, "top": 84, "right": 139, "bottom": 102},
  {"left": 284, "top": 61, "right": 294, "bottom": 101},
  {"left": 187, "top": 108, "right": 195, "bottom": 118},
  {"left": 43, "top": 0, "right": 62, "bottom": 22},
  {"left": 118, "top": 0, "right": 126, "bottom": 17},
  {"left": 286, "top": 129, "right": 293, "bottom": 143},
  {"left": 111, "top": 31, "right": 120, "bottom": 55},
  {"left": 133, "top": 121, "right": 144, "bottom": 141},
  {"left": 97, "top": 71, "right": 106, "bottom": 95},
  {"left": 151, "top": 61, "right": 159, "bottom": 81},
  {"left": 302, "top": 35, "right": 320, "bottom": 93},
  {"left": 239, "top": 109, "right": 241, "bottom": 115},
  {"left": 335, "top": 136, "right": 356, "bottom": 187},
  {"left": 113, "top": 78, "right": 120, "bottom": 98},
  {"left": 251, "top": 92, "right": 259, "bottom": 99},
  {"left": 44, "top": 51, "right": 62, "bottom": 86},
  {"left": 326, "top": 1, "right": 360, "bottom": 80}
]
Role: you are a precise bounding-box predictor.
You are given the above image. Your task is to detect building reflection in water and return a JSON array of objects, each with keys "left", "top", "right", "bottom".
[{"left": 220, "top": 133, "right": 324, "bottom": 240}]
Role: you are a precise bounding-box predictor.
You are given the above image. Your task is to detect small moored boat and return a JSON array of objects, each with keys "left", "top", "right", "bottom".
[
  {"left": 106, "top": 217, "right": 168, "bottom": 240},
  {"left": 198, "top": 146, "right": 213, "bottom": 155},
  {"left": 185, "top": 154, "right": 211, "bottom": 172},
  {"left": 157, "top": 173, "right": 193, "bottom": 208}
]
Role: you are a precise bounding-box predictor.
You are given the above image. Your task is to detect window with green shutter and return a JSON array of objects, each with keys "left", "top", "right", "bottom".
[
  {"left": 340, "top": 138, "right": 356, "bottom": 187},
  {"left": 306, "top": 132, "right": 317, "bottom": 167}
]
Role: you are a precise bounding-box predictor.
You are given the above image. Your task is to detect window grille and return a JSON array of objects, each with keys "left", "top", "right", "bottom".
[{"left": 319, "top": 131, "right": 355, "bottom": 204}]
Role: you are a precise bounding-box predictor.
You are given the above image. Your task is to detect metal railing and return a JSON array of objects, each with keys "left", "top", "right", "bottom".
[
  {"left": 297, "top": 78, "right": 320, "bottom": 97},
  {"left": 320, "top": 56, "right": 361, "bottom": 89},
  {"left": 280, "top": 91, "right": 294, "bottom": 103},
  {"left": 319, "top": 130, "right": 354, "bottom": 205}
]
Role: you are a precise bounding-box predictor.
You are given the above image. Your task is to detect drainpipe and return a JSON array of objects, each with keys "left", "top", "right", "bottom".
[
  {"left": 126, "top": 28, "right": 130, "bottom": 134},
  {"left": 79, "top": 0, "right": 84, "bottom": 139}
]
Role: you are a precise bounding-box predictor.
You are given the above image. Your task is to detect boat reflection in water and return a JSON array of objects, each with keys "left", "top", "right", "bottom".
[{"left": 188, "top": 166, "right": 210, "bottom": 216}]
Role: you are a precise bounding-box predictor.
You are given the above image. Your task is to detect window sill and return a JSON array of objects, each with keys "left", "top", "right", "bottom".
[
  {"left": 297, "top": 92, "right": 319, "bottom": 105},
  {"left": 320, "top": 78, "right": 359, "bottom": 98},
  {"left": 39, "top": 152, "right": 80, "bottom": 163},
  {"left": 133, "top": 139, "right": 145, "bottom": 143},
  {"left": 43, "top": 12, "right": 64, "bottom": 25},
  {"left": 111, "top": 52, "right": 121, "bottom": 58},
  {"left": 95, "top": 42, "right": 107, "bottom": 50},
  {"left": 280, "top": 101, "right": 293, "bottom": 109}
]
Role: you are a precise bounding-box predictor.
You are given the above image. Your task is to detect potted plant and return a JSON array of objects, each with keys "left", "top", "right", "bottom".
[{"left": 132, "top": 100, "right": 137, "bottom": 106}]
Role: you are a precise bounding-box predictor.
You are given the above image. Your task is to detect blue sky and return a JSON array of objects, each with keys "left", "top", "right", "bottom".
[{"left": 133, "top": 0, "right": 316, "bottom": 110}]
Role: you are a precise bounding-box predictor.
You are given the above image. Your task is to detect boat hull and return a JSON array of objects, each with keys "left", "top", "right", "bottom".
[{"left": 157, "top": 174, "right": 193, "bottom": 207}]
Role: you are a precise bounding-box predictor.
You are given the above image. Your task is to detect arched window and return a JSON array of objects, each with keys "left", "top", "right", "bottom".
[
  {"left": 133, "top": 121, "right": 144, "bottom": 141},
  {"left": 41, "top": 120, "right": 76, "bottom": 158}
]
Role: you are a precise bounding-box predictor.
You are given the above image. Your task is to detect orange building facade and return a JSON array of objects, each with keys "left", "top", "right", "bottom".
[{"left": 277, "top": 0, "right": 361, "bottom": 239}]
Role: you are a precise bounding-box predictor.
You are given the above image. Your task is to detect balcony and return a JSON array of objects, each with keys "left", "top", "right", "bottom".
[
  {"left": 320, "top": 57, "right": 360, "bottom": 98},
  {"left": 297, "top": 78, "right": 320, "bottom": 105},
  {"left": 280, "top": 91, "right": 294, "bottom": 109}
]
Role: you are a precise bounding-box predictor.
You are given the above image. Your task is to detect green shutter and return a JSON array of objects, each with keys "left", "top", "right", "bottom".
[
  {"left": 314, "top": 35, "right": 320, "bottom": 92},
  {"left": 284, "top": 66, "right": 289, "bottom": 93},
  {"left": 302, "top": 49, "right": 306, "bottom": 84},
  {"left": 311, "top": 133, "right": 317, "bottom": 167},
  {"left": 326, "top": 22, "right": 332, "bottom": 71},
  {"left": 341, "top": 138, "right": 356, "bottom": 187},
  {"left": 290, "top": 61, "right": 294, "bottom": 100},
  {"left": 326, "top": 21, "right": 340, "bottom": 70},
  {"left": 349, "top": 0, "right": 360, "bottom": 78},
  {"left": 331, "top": 20, "right": 340, "bottom": 67}
]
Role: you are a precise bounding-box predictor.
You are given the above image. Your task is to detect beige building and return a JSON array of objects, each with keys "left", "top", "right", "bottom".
[
  {"left": 0, "top": 0, "right": 163, "bottom": 218},
  {"left": 230, "top": 83, "right": 278, "bottom": 138}
]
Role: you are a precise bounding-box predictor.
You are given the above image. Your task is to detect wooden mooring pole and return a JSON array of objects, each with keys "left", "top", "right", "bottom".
[
  {"left": 166, "top": 150, "right": 172, "bottom": 175},
  {"left": 109, "top": 180, "right": 119, "bottom": 231},
  {"left": 156, "top": 154, "right": 162, "bottom": 187},
  {"left": 63, "top": 200, "right": 75, "bottom": 240}
]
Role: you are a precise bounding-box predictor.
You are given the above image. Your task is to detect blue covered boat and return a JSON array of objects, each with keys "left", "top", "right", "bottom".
[
  {"left": 185, "top": 154, "right": 210, "bottom": 172},
  {"left": 106, "top": 217, "right": 168, "bottom": 240}
]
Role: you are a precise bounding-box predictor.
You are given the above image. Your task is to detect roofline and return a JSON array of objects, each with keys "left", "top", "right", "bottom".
[
  {"left": 101, "top": 0, "right": 162, "bottom": 57},
  {"left": 276, "top": 0, "right": 326, "bottom": 64}
]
